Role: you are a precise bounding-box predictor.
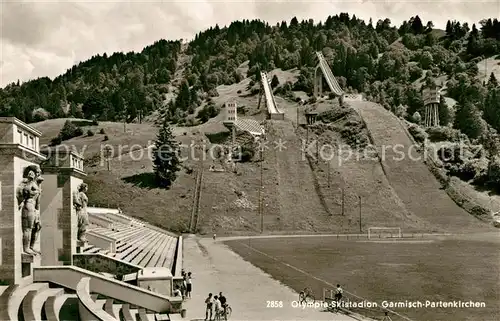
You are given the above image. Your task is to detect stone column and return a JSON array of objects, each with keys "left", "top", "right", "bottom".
[
  {"left": 314, "top": 65, "right": 323, "bottom": 98},
  {"left": 0, "top": 117, "right": 46, "bottom": 284},
  {"left": 40, "top": 151, "right": 86, "bottom": 266}
]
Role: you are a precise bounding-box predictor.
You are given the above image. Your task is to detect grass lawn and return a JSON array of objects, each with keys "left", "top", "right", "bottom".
[{"left": 226, "top": 234, "right": 499, "bottom": 321}]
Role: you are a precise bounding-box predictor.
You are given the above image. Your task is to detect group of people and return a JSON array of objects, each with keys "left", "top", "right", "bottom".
[
  {"left": 205, "top": 292, "right": 228, "bottom": 321},
  {"left": 173, "top": 270, "right": 193, "bottom": 299}
]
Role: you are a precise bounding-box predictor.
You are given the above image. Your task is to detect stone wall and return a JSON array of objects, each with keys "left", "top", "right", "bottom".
[
  {"left": 73, "top": 253, "right": 141, "bottom": 278},
  {"left": 40, "top": 173, "right": 63, "bottom": 266},
  {"left": 40, "top": 168, "right": 83, "bottom": 266},
  {"left": 0, "top": 155, "right": 46, "bottom": 283},
  {"left": 0, "top": 121, "right": 14, "bottom": 144}
]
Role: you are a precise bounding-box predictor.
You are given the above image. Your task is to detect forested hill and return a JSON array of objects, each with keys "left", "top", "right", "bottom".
[
  {"left": 0, "top": 40, "right": 181, "bottom": 123},
  {"left": 1, "top": 14, "right": 499, "bottom": 132}
]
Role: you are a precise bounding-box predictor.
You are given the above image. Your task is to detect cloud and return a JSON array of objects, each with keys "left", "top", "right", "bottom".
[{"left": 1, "top": 0, "right": 498, "bottom": 87}]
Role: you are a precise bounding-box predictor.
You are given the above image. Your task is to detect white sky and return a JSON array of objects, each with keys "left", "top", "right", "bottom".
[{"left": 1, "top": 0, "right": 499, "bottom": 87}]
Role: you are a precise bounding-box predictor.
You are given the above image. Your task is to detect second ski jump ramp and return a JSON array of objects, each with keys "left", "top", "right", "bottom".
[{"left": 261, "top": 72, "right": 284, "bottom": 120}]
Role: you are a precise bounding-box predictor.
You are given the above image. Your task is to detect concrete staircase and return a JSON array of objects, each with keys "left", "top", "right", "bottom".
[
  {"left": 0, "top": 208, "right": 183, "bottom": 321},
  {"left": 0, "top": 280, "right": 173, "bottom": 321}
]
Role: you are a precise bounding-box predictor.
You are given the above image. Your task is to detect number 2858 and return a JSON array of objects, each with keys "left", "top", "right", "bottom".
[{"left": 267, "top": 300, "right": 283, "bottom": 308}]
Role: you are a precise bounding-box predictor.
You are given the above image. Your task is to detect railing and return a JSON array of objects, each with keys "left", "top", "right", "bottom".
[
  {"left": 343, "top": 93, "right": 363, "bottom": 101},
  {"left": 88, "top": 212, "right": 114, "bottom": 229},
  {"left": 173, "top": 236, "right": 183, "bottom": 277},
  {"left": 142, "top": 222, "right": 178, "bottom": 237},
  {"left": 87, "top": 207, "right": 120, "bottom": 215},
  {"left": 234, "top": 119, "right": 265, "bottom": 136},
  {"left": 77, "top": 277, "right": 118, "bottom": 321},
  {"left": 73, "top": 253, "right": 142, "bottom": 276},
  {"left": 172, "top": 236, "right": 184, "bottom": 293},
  {"left": 320, "top": 53, "right": 344, "bottom": 95},
  {"left": 86, "top": 231, "right": 117, "bottom": 252},
  {"left": 34, "top": 266, "right": 181, "bottom": 312},
  {"left": 102, "top": 212, "right": 133, "bottom": 226},
  {"left": 194, "top": 168, "right": 204, "bottom": 232},
  {"left": 189, "top": 167, "right": 200, "bottom": 233},
  {"left": 190, "top": 152, "right": 204, "bottom": 233}
]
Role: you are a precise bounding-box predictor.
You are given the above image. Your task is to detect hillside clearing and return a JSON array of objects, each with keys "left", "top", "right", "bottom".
[{"left": 477, "top": 56, "right": 500, "bottom": 84}]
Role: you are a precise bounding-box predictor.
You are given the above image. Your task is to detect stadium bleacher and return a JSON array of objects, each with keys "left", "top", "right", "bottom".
[{"left": 84, "top": 208, "right": 179, "bottom": 270}]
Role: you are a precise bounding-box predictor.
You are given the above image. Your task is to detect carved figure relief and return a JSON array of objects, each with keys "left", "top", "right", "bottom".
[
  {"left": 73, "top": 183, "right": 89, "bottom": 243},
  {"left": 16, "top": 165, "right": 43, "bottom": 255}
]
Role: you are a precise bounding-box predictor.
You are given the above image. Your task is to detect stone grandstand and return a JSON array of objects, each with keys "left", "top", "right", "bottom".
[
  {"left": 84, "top": 208, "right": 179, "bottom": 270},
  {"left": 0, "top": 117, "right": 185, "bottom": 321}
]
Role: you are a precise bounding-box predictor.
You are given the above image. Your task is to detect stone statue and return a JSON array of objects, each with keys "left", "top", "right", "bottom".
[
  {"left": 73, "top": 183, "right": 89, "bottom": 243},
  {"left": 16, "top": 165, "right": 43, "bottom": 255}
]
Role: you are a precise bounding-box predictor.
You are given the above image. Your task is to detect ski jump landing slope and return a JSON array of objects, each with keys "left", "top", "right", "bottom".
[{"left": 349, "top": 101, "right": 491, "bottom": 233}]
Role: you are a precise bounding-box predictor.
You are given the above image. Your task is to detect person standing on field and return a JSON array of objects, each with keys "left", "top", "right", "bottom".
[
  {"left": 205, "top": 293, "right": 213, "bottom": 321},
  {"left": 219, "top": 292, "right": 227, "bottom": 317},
  {"left": 213, "top": 295, "right": 222, "bottom": 318},
  {"left": 186, "top": 272, "right": 192, "bottom": 298},
  {"left": 334, "top": 284, "right": 343, "bottom": 311}
]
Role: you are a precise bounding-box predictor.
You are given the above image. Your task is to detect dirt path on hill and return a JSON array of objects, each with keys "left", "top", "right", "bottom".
[
  {"left": 181, "top": 235, "right": 359, "bottom": 321},
  {"left": 170, "top": 42, "right": 190, "bottom": 89},
  {"left": 349, "top": 101, "right": 491, "bottom": 233}
]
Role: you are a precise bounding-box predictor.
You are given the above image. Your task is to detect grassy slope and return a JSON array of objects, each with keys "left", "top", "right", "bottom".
[
  {"left": 32, "top": 61, "right": 494, "bottom": 235},
  {"left": 32, "top": 119, "right": 205, "bottom": 232},
  {"left": 301, "top": 101, "right": 432, "bottom": 232},
  {"left": 348, "top": 100, "right": 491, "bottom": 233},
  {"left": 266, "top": 120, "right": 332, "bottom": 231},
  {"left": 197, "top": 70, "right": 430, "bottom": 234}
]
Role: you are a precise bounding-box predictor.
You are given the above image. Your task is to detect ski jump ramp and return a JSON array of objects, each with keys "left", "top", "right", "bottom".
[
  {"left": 261, "top": 72, "right": 285, "bottom": 120},
  {"left": 315, "top": 51, "right": 344, "bottom": 97}
]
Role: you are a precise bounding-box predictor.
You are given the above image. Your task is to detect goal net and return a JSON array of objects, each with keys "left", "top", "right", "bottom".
[{"left": 368, "top": 227, "right": 402, "bottom": 239}]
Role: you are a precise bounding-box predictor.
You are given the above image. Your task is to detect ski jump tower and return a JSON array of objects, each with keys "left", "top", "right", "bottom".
[
  {"left": 314, "top": 52, "right": 344, "bottom": 99},
  {"left": 258, "top": 72, "right": 285, "bottom": 120},
  {"left": 422, "top": 85, "right": 440, "bottom": 127}
]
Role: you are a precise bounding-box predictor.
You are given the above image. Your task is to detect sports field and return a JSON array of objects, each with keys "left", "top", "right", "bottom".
[{"left": 225, "top": 233, "right": 500, "bottom": 321}]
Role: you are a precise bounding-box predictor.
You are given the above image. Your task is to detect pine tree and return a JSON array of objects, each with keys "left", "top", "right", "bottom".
[
  {"left": 411, "top": 15, "right": 424, "bottom": 34},
  {"left": 483, "top": 88, "right": 500, "bottom": 131},
  {"left": 438, "top": 96, "right": 451, "bottom": 126},
  {"left": 445, "top": 20, "right": 452, "bottom": 35},
  {"left": 175, "top": 80, "right": 191, "bottom": 111},
  {"left": 271, "top": 74, "right": 280, "bottom": 88},
  {"left": 152, "top": 120, "right": 181, "bottom": 188},
  {"left": 488, "top": 72, "right": 498, "bottom": 88}
]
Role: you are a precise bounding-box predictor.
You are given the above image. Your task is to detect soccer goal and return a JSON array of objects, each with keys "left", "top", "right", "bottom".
[{"left": 367, "top": 227, "right": 402, "bottom": 239}]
